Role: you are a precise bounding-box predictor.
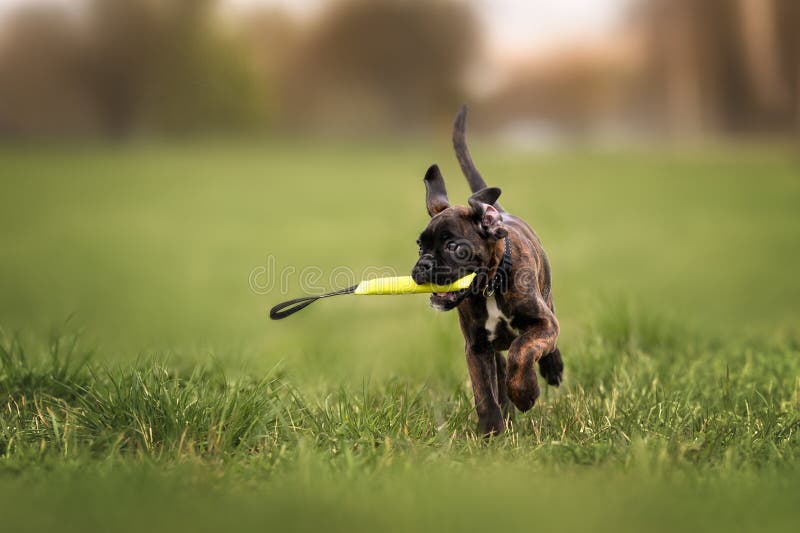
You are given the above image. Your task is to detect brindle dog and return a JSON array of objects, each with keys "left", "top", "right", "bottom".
[{"left": 411, "top": 106, "right": 563, "bottom": 435}]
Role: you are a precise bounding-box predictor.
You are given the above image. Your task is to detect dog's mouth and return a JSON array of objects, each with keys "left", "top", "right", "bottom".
[{"left": 430, "top": 287, "right": 471, "bottom": 311}]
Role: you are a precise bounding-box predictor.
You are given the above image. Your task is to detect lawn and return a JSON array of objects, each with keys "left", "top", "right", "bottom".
[{"left": 1, "top": 139, "right": 798, "bottom": 531}]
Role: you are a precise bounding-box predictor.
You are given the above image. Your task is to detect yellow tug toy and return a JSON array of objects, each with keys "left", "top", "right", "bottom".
[{"left": 269, "top": 272, "right": 476, "bottom": 320}]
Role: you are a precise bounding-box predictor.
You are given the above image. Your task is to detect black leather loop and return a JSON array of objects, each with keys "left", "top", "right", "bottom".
[{"left": 269, "top": 285, "right": 358, "bottom": 320}]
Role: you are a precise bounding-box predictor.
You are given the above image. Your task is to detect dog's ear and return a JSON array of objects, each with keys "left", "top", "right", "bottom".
[
  {"left": 424, "top": 164, "right": 450, "bottom": 217},
  {"left": 469, "top": 187, "right": 507, "bottom": 239}
]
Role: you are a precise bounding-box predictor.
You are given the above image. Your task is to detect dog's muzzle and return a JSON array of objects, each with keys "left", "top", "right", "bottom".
[
  {"left": 411, "top": 255, "right": 435, "bottom": 285},
  {"left": 413, "top": 254, "right": 474, "bottom": 311}
]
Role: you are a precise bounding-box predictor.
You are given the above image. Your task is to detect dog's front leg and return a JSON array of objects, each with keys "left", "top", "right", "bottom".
[
  {"left": 495, "top": 351, "right": 512, "bottom": 419},
  {"left": 464, "top": 341, "right": 505, "bottom": 436},
  {"left": 507, "top": 310, "right": 559, "bottom": 412}
]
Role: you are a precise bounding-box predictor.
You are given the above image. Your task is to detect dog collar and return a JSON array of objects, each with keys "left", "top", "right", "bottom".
[{"left": 483, "top": 237, "right": 512, "bottom": 297}]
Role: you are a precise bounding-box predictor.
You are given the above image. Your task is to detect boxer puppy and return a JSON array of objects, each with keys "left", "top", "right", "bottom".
[{"left": 411, "top": 106, "right": 563, "bottom": 435}]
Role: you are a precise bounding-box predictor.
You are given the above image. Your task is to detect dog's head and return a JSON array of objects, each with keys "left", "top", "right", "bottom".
[{"left": 411, "top": 165, "right": 507, "bottom": 311}]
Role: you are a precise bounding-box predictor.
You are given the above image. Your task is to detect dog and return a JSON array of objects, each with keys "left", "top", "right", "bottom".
[{"left": 411, "top": 106, "right": 563, "bottom": 435}]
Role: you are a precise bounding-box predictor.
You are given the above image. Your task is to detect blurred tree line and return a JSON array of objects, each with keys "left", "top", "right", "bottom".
[
  {"left": 0, "top": 0, "right": 265, "bottom": 136},
  {"left": 640, "top": 0, "right": 799, "bottom": 135},
  {"left": 483, "top": 0, "right": 800, "bottom": 139},
  {"left": 0, "top": 0, "right": 475, "bottom": 138},
  {"left": 0, "top": 0, "right": 797, "bottom": 139}
]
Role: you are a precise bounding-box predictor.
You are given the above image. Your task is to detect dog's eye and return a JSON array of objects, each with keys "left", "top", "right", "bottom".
[{"left": 446, "top": 241, "right": 457, "bottom": 252}]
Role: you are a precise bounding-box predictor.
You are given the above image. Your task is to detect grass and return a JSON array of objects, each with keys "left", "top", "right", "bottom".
[{"left": 0, "top": 139, "right": 799, "bottom": 531}]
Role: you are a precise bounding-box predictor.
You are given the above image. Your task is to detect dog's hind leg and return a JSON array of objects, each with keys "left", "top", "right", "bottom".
[{"left": 538, "top": 347, "right": 563, "bottom": 387}]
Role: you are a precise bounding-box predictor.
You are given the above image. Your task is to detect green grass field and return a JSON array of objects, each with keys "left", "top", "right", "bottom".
[{"left": 1, "top": 140, "right": 799, "bottom": 531}]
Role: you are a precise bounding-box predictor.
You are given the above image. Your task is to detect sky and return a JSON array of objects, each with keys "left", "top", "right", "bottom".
[{"left": 0, "top": 0, "right": 635, "bottom": 58}]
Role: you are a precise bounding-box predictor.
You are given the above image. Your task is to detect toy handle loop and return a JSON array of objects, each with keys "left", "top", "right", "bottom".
[{"left": 269, "top": 285, "right": 357, "bottom": 320}]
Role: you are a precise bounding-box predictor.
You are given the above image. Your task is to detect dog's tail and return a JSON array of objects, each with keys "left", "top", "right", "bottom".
[{"left": 453, "top": 105, "right": 504, "bottom": 212}]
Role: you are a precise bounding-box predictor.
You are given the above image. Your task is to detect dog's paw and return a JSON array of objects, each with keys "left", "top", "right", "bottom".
[
  {"left": 478, "top": 414, "right": 506, "bottom": 437},
  {"left": 506, "top": 375, "right": 540, "bottom": 412},
  {"left": 538, "top": 348, "right": 564, "bottom": 387}
]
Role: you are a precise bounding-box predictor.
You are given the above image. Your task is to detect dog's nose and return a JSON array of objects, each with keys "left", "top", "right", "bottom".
[{"left": 412, "top": 257, "right": 434, "bottom": 284}]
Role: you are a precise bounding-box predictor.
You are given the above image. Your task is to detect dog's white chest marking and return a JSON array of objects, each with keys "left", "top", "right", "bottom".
[{"left": 485, "top": 296, "right": 514, "bottom": 342}]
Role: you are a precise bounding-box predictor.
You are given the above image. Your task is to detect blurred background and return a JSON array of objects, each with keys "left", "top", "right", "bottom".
[
  {"left": 1, "top": 6, "right": 798, "bottom": 531},
  {"left": 0, "top": 5, "right": 798, "bottom": 530},
  {"left": 0, "top": 0, "right": 798, "bottom": 141}
]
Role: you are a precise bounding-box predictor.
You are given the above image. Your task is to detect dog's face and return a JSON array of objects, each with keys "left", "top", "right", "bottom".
[{"left": 411, "top": 165, "right": 507, "bottom": 311}]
